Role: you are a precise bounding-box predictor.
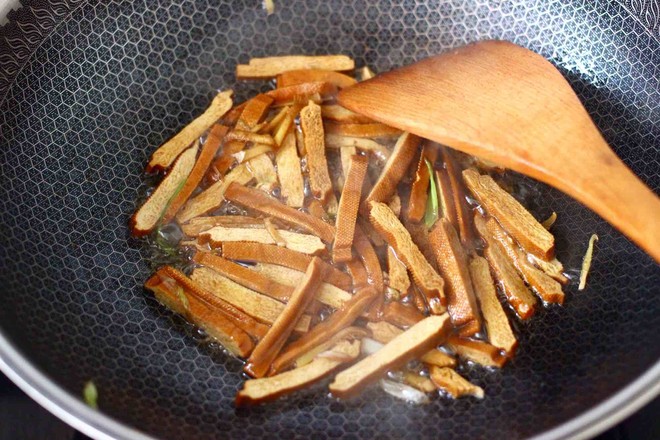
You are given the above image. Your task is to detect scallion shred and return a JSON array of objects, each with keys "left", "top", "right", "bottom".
[
  {"left": 424, "top": 159, "right": 439, "bottom": 229},
  {"left": 83, "top": 380, "right": 98, "bottom": 409},
  {"left": 541, "top": 212, "right": 557, "bottom": 230},
  {"left": 578, "top": 234, "right": 598, "bottom": 290}
]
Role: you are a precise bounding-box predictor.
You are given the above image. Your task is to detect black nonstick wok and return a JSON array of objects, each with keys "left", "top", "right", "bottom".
[{"left": 0, "top": 1, "right": 658, "bottom": 439}]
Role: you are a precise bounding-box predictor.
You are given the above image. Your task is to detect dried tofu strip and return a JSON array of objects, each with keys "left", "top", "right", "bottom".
[
  {"left": 483, "top": 217, "right": 564, "bottom": 304},
  {"left": 358, "top": 216, "right": 386, "bottom": 247},
  {"left": 249, "top": 263, "right": 351, "bottom": 309},
  {"left": 246, "top": 153, "right": 278, "bottom": 191},
  {"left": 234, "top": 143, "right": 272, "bottom": 164},
  {"left": 275, "top": 131, "right": 305, "bottom": 207},
  {"left": 145, "top": 267, "right": 254, "bottom": 357},
  {"left": 177, "top": 162, "right": 253, "bottom": 223},
  {"left": 295, "top": 130, "right": 305, "bottom": 156},
  {"left": 365, "top": 132, "right": 420, "bottom": 209},
  {"left": 409, "top": 286, "right": 429, "bottom": 314},
  {"left": 366, "top": 321, "right": 456, "bottom": 367},
  {"left": 336, "top": 146, "right": 356, "bottom": 191},
  {"left": 326, "top": 194, "right": 340, "bottom": 217},
  {"left": 388, "top": 192, "right": 402, "bottom": 217},
  {"left": 307, "top": 199, "right": 329, "bottom": 220},
  {"left": 301, "top": 100, "right": 334, "bottom": 204},
  {"left": 325, "top": 134, "right": 391, "bottom": 161},
  {"left": 429, "top": 367, "right": 484, "bottom": 399},
  {"left": 226, "top": 130, "right": 276, "bottom": 146},
  {"left": 191, "top": 267, "right": 310, "bottom": 332},
  {"left": 194, "top": 253, "right": 292, "bottom": 302},
  {"left": 259, "top": 106, "right": 288, "bottom": 134},
  {"left": 333, "top": 155, "right": 369, "bottom": 262},
  {"left": 353, "top": 226, "right": 385, "bottom": 316},
  {"left": 295, "top": 327, "right": 370, "bottom": 367},
  {"left": 358, "top": 66, "right": 376, "bottom": 81},
  {"left": 475, "top": 214, "right": 537, "bottom": 319},
  {"left": 442, "top": 148, "right": 476, "bottom": 247},
  {"left": 518, "top": 259, "right": 565, "bottom": 304},
  {"left": 469, "top": 256, "right": 517, "bottom": 354},
  {"left": 225, "top": 182, "right": 335, "bottom": 243},
  {"left": 266, "top": 82, "right": 338, "bottom": 106},
  {"left": 182, "top": 216, "right": 271, "bottom": 236},
  {"left": 200, "top": 225, "right": 325, "bottom": 255},
  {"left": 147, "top": 91, "right": 232, "bottom": 172},
  {"left": 345, "top": 259, "right": 369, "bottom": 288},
  {"left": 204, "top": 96, "right": 270, "bottom": 186},
  {"left": 407, "top": 145, "right": 439, "bottom": 222},
  {"left": 277, "top": 70, "right": 357, "bottom": 89},
  {"left": 421, "top": 350, "right": 457, "bottom": 368},
  {"left": 236, "top": 340, "right": 360, "bottom": 406},
  {"left": 324, "top": 122, "right": 402, "bottom": 139},
  {"left": 245, "top": 258, "right": 325, "bottom": 377},
  {"left": 272, "top": 104, "right": 304, "bottom": 146},
  {"left": 380, "top": 301, "right": 425, "bottom": 328},
  {"left": 329, "top": 315, "right": 451, "bottom": 398},
  {"left": 220, "top": 242, "right": 352, "bottom": 290},
  {"left": 429, "top": 219, "right": 481, "bottom": 336},
  {"left": 131, "top": 144, "right": 198, "bottom": 236},
  {"left": 205, "top": 140, "right": 246, "bottom": 186},
  {"left": 263, "top": 217, "right": 286, "bottom": 246},
  {"left": 387, "top": 247, "right": 410, "bottom": 296},
  {"left": 528, "top": 254, "right": 569, "bottom": 284},
  {"left": 146, "top": 266, "right": 269, "bottom": 341},
  {"left": 236, "top": 55, "right": 355, "bottom": 79},
  {"left": 162, "top": 125, "right": 227, "bottom": 222},
  {"left": 446, "top": 336, "right": 507, "bottom": 368},
  {"left": 369, "top": 201, "right": 446, "bottom": 314},
  {"left": 483, "top": 241, "right": 537, "bottom": 320},
  {"left": 235, "top": 94, "right": 273, "bottom": 131},
  {"left": 463, "top": 169, "right": 555, "bottom": 260},
  {"left": 321, "top": 105, "right": 373, "bottom": 124},
  {"left": 271, "top": 286, "right": 378, "bottom": 374},
  {"left": 404, "top": 372, "right": 437, "bottom": 393},
  {"left": 221, "top": 102, "right": 246, "bottom": 126},
  {"left": 366, "top": 321, "right": 403, "bottom": 344}
]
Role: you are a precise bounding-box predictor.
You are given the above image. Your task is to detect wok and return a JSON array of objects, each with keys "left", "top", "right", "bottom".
[{"left": 0, "top": 1, "right": 658, "bottom": 439}]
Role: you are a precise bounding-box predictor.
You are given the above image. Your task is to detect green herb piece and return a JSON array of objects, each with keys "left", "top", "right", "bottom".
[
  {"left": 154, "top": 227, "right": 179, "bottom": 257},
  {"left": 83, "top": 380, "right": 98, "bottom": 409},
  {"left": 424, "top": 159, "right": 439, "bottom": 230},
  {"left": 158, "top": 177, "right": 187, "bottom": 226},
  {"left": 578, "top": 234, "right": 598, "bottom": 290}
]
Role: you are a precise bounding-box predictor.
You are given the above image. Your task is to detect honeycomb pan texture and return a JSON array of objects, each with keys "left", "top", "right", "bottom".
[{"left": 0, "top": 1, "right": 658, "bottom": 439}]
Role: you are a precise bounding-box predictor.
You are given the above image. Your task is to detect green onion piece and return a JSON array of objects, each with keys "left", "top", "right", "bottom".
[
  {"left": 264, "top": 0, "right": 275, "bottom": 15},
  {"left": 83, "top": 380, "right": 98, "bottom": 409},
  {"left": 154, "top": 227, "right": 179, "bottom": 257},
  {"left": 541, "top": 212, "right": 557, "bottom": 230},
  {"left": 424, "top": 159, "right": 439, "bottom": 230},
  {"left": 158, "top": 177, "right": 187, "bottom": 226},
  {"left": 578, "top": 234, "right": 598, "bottom": 290}
]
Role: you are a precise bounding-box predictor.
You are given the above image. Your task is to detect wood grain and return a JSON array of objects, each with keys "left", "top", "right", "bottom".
[{"left": 339, "top": 40, "right": 660, "bottom": 263}]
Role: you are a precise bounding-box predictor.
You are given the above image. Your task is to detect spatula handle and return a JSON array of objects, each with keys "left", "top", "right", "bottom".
[{"left": 560, "top": 150, "right": 660, "bottom": 263}]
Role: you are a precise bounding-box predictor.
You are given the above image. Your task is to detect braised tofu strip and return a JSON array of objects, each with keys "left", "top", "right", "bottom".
[{"left": 132, "top": 56, "right": 571, "bottom": 406}]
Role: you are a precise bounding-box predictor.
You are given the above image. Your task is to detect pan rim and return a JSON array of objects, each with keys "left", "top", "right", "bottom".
[{"left": 0, "top": 327, "right": 658, "bottom": 440}]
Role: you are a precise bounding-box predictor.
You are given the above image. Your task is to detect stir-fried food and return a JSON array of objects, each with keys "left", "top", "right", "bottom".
[{"left": 134, "top": 54, "right": 574, "bottom": 406}]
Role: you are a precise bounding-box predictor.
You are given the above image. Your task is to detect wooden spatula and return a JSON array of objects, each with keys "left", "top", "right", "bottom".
[{"left": 339, "top": 40, "right": 660, "bottom": 263}]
